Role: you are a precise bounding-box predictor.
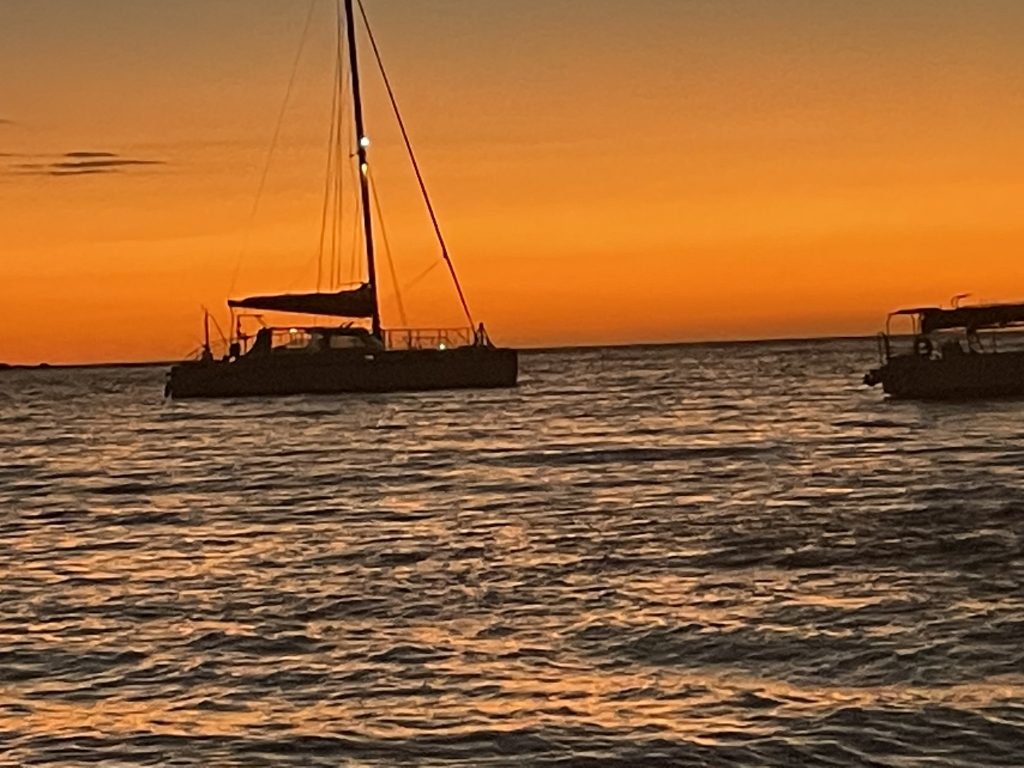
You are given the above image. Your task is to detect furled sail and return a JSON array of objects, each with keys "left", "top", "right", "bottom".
[{"left": 228, "top": 283, "right": 376, "bottom": 318}]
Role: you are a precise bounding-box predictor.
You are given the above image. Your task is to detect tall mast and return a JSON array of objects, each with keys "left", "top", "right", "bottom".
[{"left": 343, "top": 0, "right": 380, "bottom": 338}]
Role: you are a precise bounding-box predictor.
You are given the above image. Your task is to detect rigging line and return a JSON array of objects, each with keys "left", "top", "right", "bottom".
[
  {"left": 337, "top": 49, "right": 351, "bottom": 290},
  {"left": 332, "top": 0, "right": 348, "bottom": 291},
  {"left": 286, "top": 247, "right": 332, "bottom": 292},
  {"left": 317, "top": 53, "right": 341, "bottom": 292},
  {"left": 333, "top": 75, "right": 346, "bottom": 290},
  {"left": 347, "top": 180, "right": 362, "bottom": 289},
  {"left": 332, "top": 149, "right": 342, "bottom": 290},
  {"left": 228, "top": 0, "right": 318, "bottom": 296},
  {"left": 346, "top": 114, "right": 362, "bottom": 288},
  {"left": 356, "top": 0, "right": 474, "bottom": 328},
  {"left": 368, "top": 170, "right": 408, "bottom": 327},
  {"left": 202, "top": 306, "right": 230, "bottom": 347},
  {"left": 337, "top": 49, "right": 353, "bottom": 290},
  {"left": 333, "top": 83, "right": 344, "bottom": 290},
  {"left": 402, "top": 260, "right": 442, "bottom": 294}
]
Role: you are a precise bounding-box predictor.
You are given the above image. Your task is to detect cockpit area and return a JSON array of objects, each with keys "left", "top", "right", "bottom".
[{"left": 236, "top": 326, "right": 383, "bottom": 359}]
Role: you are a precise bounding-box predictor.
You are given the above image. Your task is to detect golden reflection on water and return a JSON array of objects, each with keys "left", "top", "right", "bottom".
[
  {"left": 8, "top": 671, "right": 1024, "bottom": 745},
  {"left": 4, "top": 349, "right": 1024, "bottom": 764}
]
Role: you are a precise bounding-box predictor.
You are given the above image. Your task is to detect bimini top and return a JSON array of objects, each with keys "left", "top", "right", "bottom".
[
  {"left": 892, "top": 302, "right": 1024, "bottom": 334},
  {"left": 228, "top": 284, "right": 375, "bottom": 319}
]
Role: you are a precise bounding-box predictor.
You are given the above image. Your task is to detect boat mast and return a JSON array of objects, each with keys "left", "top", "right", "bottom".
[{"left": 342, "top": 0, "right": 381, "bottom": 338}]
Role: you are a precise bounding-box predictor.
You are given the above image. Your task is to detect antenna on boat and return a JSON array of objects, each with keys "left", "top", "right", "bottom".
[
  {"left": 201, "top": 308, "right": 213, "bottom": 361},
  {"left": 341, "top": 0, "right": 381, "bottom": 339},
  {"left": 952, "top": 293, "right": 970, "bottom": 308}
]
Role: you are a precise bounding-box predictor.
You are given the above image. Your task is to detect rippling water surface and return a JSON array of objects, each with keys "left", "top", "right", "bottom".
[{"left": 2, "top": 340, "right": 1023, "bottom": 766}]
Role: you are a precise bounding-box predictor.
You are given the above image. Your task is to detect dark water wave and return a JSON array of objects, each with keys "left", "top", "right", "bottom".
[{"left": 2, "top": 340, "right": 1023, "bottom": 766}]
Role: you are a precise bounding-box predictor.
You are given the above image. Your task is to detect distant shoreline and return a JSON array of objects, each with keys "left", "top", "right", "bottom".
[
  {"left": 0, "top": 361, "right": 178, "bottom": 371},
  {"left": 0, "top": 335, "right": 879, "bottom": 371}
]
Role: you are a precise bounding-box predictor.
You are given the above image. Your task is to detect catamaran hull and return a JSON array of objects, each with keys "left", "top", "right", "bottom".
[
  {"left": 167, "top": 347, "right": 518, "bottom": 399},
  {"left": 865, "top": 351, "right": 1024, "bottom": 399}
]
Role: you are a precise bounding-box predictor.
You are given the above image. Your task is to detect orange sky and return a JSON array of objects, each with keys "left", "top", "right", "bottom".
[{"left": 3, "top": 0, "right": 1024, "bottom": 363}]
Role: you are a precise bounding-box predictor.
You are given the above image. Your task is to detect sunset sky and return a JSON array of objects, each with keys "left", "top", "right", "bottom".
[{"left": 3, "top": 0, "right": 1024, "bottom": 363}]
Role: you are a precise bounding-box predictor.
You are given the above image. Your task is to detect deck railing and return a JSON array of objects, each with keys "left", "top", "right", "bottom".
[
  {"left": 190, "top": 326, "right": 479, "bottom": 360},
  {"left": 385, "top": 327, "right": 474, "bottom": 350}
]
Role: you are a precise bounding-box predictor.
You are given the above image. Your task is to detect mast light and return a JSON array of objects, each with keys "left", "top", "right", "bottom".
[{"left": 360, "top": 136, "right": 371, "bottom": 148}]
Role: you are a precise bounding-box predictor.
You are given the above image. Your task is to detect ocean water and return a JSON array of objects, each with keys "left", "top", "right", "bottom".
[{"left": 1, "top": 339, "right": 1022, "bottom": 767}]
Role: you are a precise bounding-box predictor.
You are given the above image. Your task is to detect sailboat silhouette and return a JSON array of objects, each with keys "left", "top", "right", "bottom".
[{"left": 166, "top": 0, "right": 517, "bottom": 399}]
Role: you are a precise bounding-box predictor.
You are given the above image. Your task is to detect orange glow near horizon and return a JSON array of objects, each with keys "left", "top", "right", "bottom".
[{"left": 3, "top": 0, "right": 1024, "bottom": 364}]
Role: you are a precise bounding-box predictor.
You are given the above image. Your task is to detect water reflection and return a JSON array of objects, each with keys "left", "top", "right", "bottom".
[{"left": 2, "top": 340, "right": 1023, "bottom": 765}]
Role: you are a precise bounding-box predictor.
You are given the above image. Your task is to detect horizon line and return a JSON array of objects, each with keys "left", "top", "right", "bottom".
[{"left": 0, "top": 332, "right": 879, "bottom": 370}]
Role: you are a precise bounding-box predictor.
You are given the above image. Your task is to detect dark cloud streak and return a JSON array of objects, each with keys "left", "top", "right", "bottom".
[
  {"left": 53, "top": 158, "right": 164, "bottom": 170},
  {"left": 4, "top": 150, "right": 166, "bottom": 177},
  {"left": 50, "top": 169, "right": 112, "bottom": 177}
]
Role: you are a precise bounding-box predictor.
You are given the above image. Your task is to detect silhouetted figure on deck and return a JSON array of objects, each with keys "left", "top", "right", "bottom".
[{"left": 250, "top": 327, "right": 272, "bottom": 356}]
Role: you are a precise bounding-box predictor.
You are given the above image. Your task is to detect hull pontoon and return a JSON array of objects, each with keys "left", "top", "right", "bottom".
[{"left": 168, "top": 345, "right": 516, "bottom": 400}]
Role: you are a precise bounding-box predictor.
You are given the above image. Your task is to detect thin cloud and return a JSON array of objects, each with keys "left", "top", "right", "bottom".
[
  {"left": 5, "top": 150, "right": 166, "bottom": 177},
  {"left": 53, "top": 158, "right": 163, "bottom": 171}
]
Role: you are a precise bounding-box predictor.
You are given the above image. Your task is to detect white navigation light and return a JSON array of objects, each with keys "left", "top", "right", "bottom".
[
  {"left": 360, "top": 162, "right": 368, "bottom": 174},
  {"left": 360, "top": 136, "right": 371, "bottom": 148},
  {"left": 439, "top": 343, "right": 447, "bottom": 351}
]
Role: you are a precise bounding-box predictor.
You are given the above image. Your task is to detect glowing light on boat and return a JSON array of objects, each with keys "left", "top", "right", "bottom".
[{"left": 360, "top": 136, "right": 371, "bottom": 148}]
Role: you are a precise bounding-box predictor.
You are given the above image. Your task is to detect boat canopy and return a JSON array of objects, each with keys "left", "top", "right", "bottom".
[
  {"left": 228, "top": 284, "right": 376, "bottom": 318},
  {"left": 893, "top": 302, "right": 1024, "bottom": 334}
]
